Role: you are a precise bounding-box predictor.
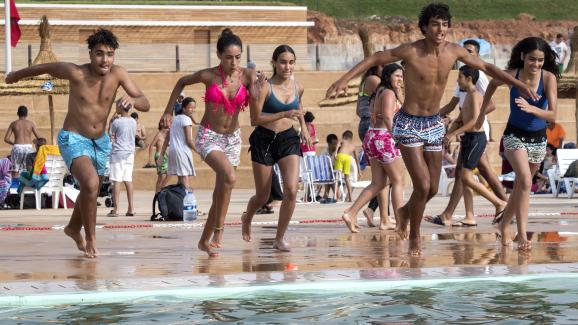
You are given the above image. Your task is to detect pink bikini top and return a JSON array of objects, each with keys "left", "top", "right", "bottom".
[{"left": 204, "top": 65, "right": 249, "bottom": 116}]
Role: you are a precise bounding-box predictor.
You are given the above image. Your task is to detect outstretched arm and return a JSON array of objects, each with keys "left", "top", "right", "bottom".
[
  {"left": 5, "top": 62, "right": 79, "bottom": 83},
  {"left": 160, "top": 70, "right": 209, "bottom": 129},
  {"left": 326, "top": 47, "right": 404, "bottom": 98},
  {"left": 116, "top": 66, "right": 150, "bottom": 112},
  {"left": 458, "top": 49, "right": 539, "bottom": 101}
]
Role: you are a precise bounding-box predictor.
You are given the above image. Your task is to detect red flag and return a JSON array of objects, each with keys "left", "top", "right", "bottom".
[{"left": 9, "top": 0, "right": 20, "bottom": 47}]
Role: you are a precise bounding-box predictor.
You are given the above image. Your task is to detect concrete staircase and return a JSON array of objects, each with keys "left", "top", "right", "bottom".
[{"left": 0, "top": 71, "right": 575, "bottom": 189}]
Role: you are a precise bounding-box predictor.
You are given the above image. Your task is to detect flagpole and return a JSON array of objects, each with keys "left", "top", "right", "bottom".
[{"left": 4, "top": 0, "right": 11, "bottom": 73}]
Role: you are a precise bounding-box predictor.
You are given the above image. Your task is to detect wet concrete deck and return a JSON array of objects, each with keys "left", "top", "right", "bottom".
[{"left": 1, "top": 190, "right": 578, "bottom": 297}]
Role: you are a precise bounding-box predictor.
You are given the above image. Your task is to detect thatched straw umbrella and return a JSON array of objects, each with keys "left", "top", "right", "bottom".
[{"left": 0, "top": 16, "right": 69, "bottom": 144}]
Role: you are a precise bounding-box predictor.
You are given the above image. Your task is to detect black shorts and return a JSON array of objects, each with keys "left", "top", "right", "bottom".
[
  {"left": 459, "top": 131, "right": 487, "bottom": 170},
  {"left": 249, "top": 126, "right": 301, "bottom": 166}
]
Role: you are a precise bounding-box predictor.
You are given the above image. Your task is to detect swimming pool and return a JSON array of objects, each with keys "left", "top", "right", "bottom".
[{"left": 2, "top": 271, "right": 578, "bottom": 324}]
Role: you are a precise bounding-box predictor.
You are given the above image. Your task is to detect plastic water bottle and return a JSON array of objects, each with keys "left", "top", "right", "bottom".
[{"left": 183, "top": 190, "right": 197, "bottom": 222}]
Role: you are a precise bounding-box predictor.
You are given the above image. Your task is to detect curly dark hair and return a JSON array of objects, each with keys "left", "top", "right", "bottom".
[
  {"left": 418, "top": 3, "right": 452, "bottom": 35},
  {"left": 506, "top": 37, "right": 560, "bottom": 79},
  {"left": 86, "top": 29, "right": 119, "bottom": 50}
]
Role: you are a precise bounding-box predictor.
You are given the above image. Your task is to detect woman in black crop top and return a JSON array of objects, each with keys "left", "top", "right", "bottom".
[{"left": 241, "top": 45, "right": 312, "bottom": 252}]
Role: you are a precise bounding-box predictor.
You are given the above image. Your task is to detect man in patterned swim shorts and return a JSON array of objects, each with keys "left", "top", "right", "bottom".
[{"left": 326, "top": 3, "right": 538, "bottom": 256}]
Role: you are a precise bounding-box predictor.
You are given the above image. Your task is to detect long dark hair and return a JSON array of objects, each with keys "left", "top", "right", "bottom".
[
  {"left": 378, "top": 63, "right": 404, "bottom": 92},
  {"left": 506, "top": 37, "right": 560, "bottom": 79},
  {"left": 217, "top": 28, "right": 242, "bottom": 54},
  {"left": 271, "top": 44, "right": 296, "bottom": 77}
]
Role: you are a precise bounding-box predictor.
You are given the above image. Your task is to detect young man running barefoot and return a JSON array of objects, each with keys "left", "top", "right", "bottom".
[
  {"left": 326, "top": 3, "right": 537, "bottom": 256},
  {"left": 5, "top": 29, "right": 150, "bottom": 258},
  {"left": 443, "top": 65, "right": 507, "bottom": 227}
]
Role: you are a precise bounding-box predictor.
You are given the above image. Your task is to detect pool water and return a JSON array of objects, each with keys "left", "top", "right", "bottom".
[{"left": 2, "top": 276, "right": 578, "bottom": 324}]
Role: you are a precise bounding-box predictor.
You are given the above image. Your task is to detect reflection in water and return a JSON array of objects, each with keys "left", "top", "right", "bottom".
[{"left": 4, "top": 277, "right": 578, "bottom": 323}]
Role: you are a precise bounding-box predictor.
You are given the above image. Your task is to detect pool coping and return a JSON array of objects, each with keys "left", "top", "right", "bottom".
[{"left": 2, "top": 262, "right": 578, "bottom": 307}]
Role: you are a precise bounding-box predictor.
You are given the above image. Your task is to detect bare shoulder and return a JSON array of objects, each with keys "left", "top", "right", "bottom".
[
  {"left": 295, "top": 80, "right": 304, "bottom": 96},
  {"left": 543, "top": 70, "right": 558, "bottom": 86},
  {"left": 392, "top": 42, "right": 418, "bottom": 58},
  {"left": 110, "top": 65, "right": 129, "bottom": 79},
  {"left": 379, "top": 88, "right": 394, "bottom": 99}
]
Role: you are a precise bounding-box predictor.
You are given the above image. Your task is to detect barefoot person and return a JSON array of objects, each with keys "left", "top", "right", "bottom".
[
  {"left": 342, "top": 63, "right": 404, "bottom": 233},
  {"left": 241, "top": 45, "right": 311, "bottom": 252},
  {"left": 326, "top": 3, "right": 538, "bottom": 256},
  {"left": 356, "top": 64, "right": 388, "bottom": 227},
  {"left": 159, "top": 29, "right": 254, "bottom": 257},
  {"left": 433, "top": 39, "right": 508, "bottom": 226},
  {"left": 477, "top": 37, "right": 559, "bottom": 251},
  {"left": 442, "top": 65, "right": 507, "bottom": 227},
  {"left": 5, "top": 29, "right": 150, "bottom": 258}
]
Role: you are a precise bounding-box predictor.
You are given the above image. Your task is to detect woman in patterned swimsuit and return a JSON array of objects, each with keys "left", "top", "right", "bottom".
[
  {"left": 159, "top": 29, "right": 255, "bottom": 257},
  {"left": 478, "top": 37, "right": 559, "bottom": 251},
  {"left": 341, "top": 64, "right": 405, "bottom": 233}
]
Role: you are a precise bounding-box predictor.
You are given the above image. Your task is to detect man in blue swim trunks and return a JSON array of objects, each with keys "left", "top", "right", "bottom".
[
  {"left": 6, "top": 29, "right": 150, "bottom": 258},
  {"left": 326, "top": 3, "right": 538, "bottom": 256}
]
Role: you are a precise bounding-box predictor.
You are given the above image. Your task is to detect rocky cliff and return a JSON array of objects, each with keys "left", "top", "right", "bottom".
[{"left": 308, "top": 11, "right": 577, "bottom": 47}]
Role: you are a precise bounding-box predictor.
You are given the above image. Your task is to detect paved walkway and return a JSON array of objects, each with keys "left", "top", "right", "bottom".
[{"left": 1, "top": 189, "right": 578, "bottom": 298}]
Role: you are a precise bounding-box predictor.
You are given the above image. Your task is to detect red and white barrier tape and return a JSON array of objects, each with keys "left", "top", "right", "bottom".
[{"left": 1, "top": 211, "right": 576, "bottom": 231}]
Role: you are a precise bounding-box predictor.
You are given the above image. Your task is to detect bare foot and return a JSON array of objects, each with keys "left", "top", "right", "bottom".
[
  {"left": 84, "top": 240, "right": 98, "bottom": 258},
  {"left": 342, "top": 212, "right": 359, "bottom": 233},
  {"left": 210, "top": 228, "right": 223, "bottom": 248},
  {"left": 198, "top": 241, "right": 219, "bottom": 257},
  {"left": 241, "top": 212, "right": 253, "bottom": 242},
  {"left": 499, "top": 220, "right": 513, "bottom": 247},
  {"left": 363, "top": 208, "right": 376, "bottom": 227},
  {"left": 379, "top": 220, "right": 396, "bottom": 231},
  {"left": 518, "top": 240, "right": 532, "bottom": 252},
  {"left": 409, "top": 238, "right": 422, "bottom": 256},
  {"left": 64, "top": 226, "right": 86, "bottom": 253},
  {"left": 273, "top": 239, "right": 291, "bottom": 252},
  {"left": 395, "top": 207, "right": 409, "bottom": 240}
]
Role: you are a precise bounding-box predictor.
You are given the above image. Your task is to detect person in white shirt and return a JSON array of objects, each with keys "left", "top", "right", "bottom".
[
  {"left": 108, "top": 100, "right": 138, "bottom": 217},
  {"left": 550, "top": 33, "right": 570, "bottom": 74},
  {"left": 433, "top": 39, "right": 508, "bottom": 226}
]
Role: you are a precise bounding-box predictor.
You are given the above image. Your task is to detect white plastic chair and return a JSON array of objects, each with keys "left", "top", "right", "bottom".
[
  {"left": 549, "top": 149, "right": 578, "bottom": 198},
  {"left": 20, "top": 155, "right": 68, "bottom": 210}
]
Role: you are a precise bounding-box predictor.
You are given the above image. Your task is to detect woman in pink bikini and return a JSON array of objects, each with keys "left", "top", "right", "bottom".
[
  {"left": 160, "top": 29, "right": 254, "bottom": 257},
  {"left": 341, "top": 63, "right": 405, "bottom": 233}
]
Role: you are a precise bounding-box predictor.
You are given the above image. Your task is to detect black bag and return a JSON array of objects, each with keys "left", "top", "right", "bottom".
[
  {"left": 151, "top": 184, "right": 186, "bottom": 221},
  {"left": 564, "top": 160, "right": 578, "bottom": 178}
]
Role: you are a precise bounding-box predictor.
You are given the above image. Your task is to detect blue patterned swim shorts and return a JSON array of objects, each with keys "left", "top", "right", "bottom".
[
  {"left": 58, "top": 129, "right": 112, "bottom": 176},
  {"left": 392, "top": 110, "right": 445, "bottom": 152}
]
